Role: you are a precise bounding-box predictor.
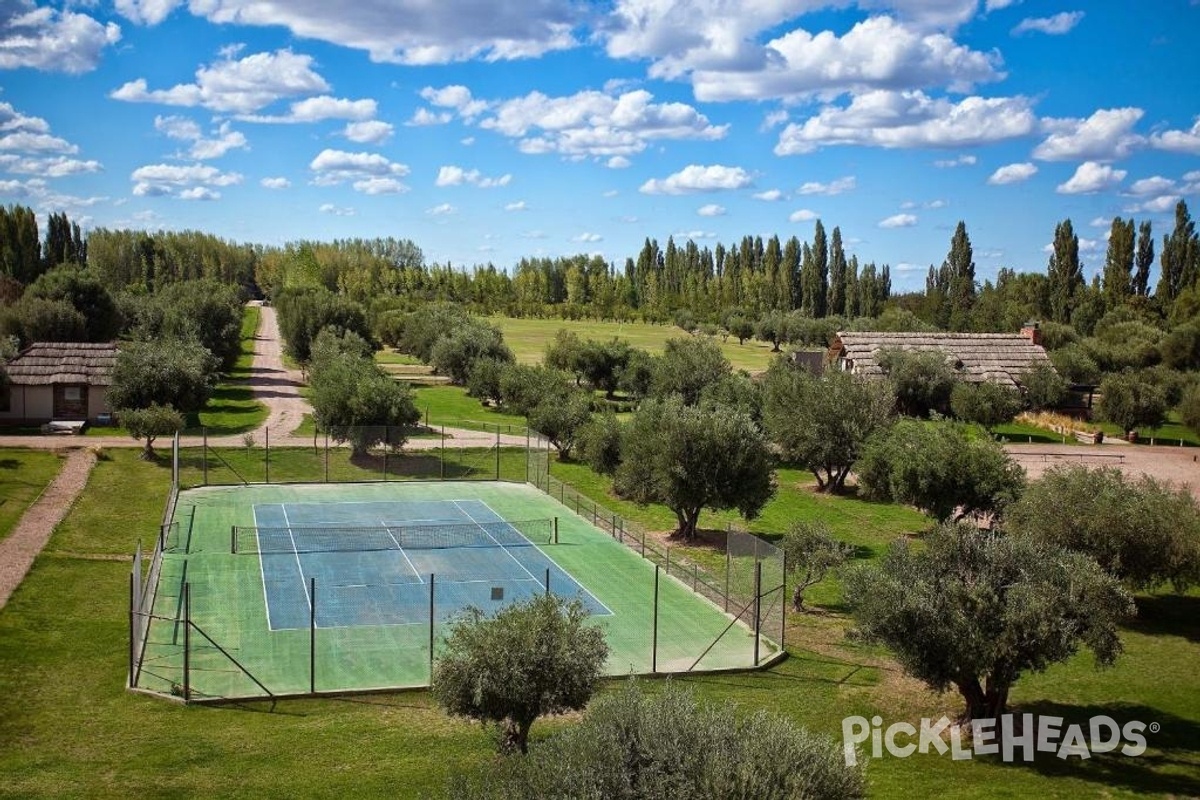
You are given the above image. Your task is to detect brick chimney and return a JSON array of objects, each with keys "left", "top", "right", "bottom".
[{"left": 1020, "top": 321, "right": 1042, "bottom": 346}]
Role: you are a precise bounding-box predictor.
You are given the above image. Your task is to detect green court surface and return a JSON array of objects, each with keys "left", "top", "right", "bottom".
[{"left": 135, "top": 481, "right": 780, "bottom": 701}]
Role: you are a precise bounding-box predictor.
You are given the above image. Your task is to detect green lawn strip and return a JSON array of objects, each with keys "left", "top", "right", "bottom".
[
  {"left": 411, "top": 384, "right": 528, "bottom": 433},
  {"left": 48, "top": 448, "right": 172, "bottom": 555},
  {"left": 196, "top": 305, "right": 268, "bottom": 435},
  {"left": 374, "top": 348, "right": 424, "bottom": 366},
  {"left": 488, "top": 315, "right": 780, "bottom": 373},
  {"left": 1095, "top": 411, "right": 1200, "bottom": 447},
  {"left": 0, "top": 449, "right": 65, "bottom": 544}
]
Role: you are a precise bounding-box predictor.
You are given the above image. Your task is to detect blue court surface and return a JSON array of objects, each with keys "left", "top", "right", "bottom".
[{"left": 251, "top": 498, "right": 610, "bottom": 630}]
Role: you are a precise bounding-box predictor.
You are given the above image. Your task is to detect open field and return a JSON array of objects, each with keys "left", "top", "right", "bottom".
[
  {"left": 0, "top": 449, "right": 63, "bottom": 543},
  {"left": 487, "top": 315, "right": 782, "bottom": 373},
  {"left": 1, "top": 446, "right": 1197, "bottom": 797}
]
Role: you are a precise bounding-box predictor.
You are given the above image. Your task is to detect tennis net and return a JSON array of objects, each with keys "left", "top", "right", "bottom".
[{"left": 231, "top": 518, "right": 555, "bottom": 554}]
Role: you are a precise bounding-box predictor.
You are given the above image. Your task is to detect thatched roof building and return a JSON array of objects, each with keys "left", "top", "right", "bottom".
[
  {"left": 5, "top": 342, "right": 118, "bottom": 385},
  {"left": 827, "top": 328, "right": 1051, "bottom": 389}
]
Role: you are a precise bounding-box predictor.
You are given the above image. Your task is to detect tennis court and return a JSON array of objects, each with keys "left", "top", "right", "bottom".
[{"left": 133, "top": 480, "right": 783, "bottom": 701}]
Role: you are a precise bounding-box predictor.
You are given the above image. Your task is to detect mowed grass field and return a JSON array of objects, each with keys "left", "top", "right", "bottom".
[
  {"left": 487, "top": 315, "right": 781, "bottom": 373},
  {"left": 1, "top": 446, "right": 1197, "bottom": 797},
  {"left": 0, "top": 449, "right": 64, "bottom": 543}
]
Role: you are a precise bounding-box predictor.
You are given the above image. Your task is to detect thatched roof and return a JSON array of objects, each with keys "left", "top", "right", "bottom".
[
  {"left": 829, "top": 331, "right": 1052, "bottom": 388},
  {"left": 4, "top": 342, "right": 118, "bottom": 386}
]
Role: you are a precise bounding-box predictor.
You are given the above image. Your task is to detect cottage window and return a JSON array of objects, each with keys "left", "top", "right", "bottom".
[{"left": 64, "top": 386, "right": 81, "bottom": 402}]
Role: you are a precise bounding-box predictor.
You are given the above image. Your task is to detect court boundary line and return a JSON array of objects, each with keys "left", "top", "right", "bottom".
[
  {"left": 384, "top": 519, "right": 425, "bottom": 585},
  {"left": 281, "top": 504, "right": 313, "bottom": 615}
]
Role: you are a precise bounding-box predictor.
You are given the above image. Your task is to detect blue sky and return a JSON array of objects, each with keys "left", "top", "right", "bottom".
[{"left": 1, "top": 0, "right": 1198, "bottom": 292}]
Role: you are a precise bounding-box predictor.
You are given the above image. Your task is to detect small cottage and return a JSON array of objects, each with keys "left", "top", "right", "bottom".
[
  {"left": 1, "top": 342, "right": 118, "bottom": 427},
  {"left": 827, "top": 325, "right": 1052, "bottom": 389}
]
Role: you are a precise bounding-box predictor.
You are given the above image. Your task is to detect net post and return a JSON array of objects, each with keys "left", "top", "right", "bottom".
[
  {"left": 183, "top": 582, "right": 191, "bottom": 701},
  {"left": 265, "top": 426, "right": 270, "bottom": 484},
  {"left": 652, "top": 565, "right": 660, "bottom": 674},
  {"left": 310, "top": 577, "right": 316, "bottom": 694},
  {"left": 428, "top": 574, "right": 436, "bottom": 683},
  {"left": 753, "top": 562, "right": 762, "bottom": 666}
]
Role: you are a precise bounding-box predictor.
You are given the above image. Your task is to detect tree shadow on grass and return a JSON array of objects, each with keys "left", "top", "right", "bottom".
[
  {"left": 0, "top": 458, "right": 21, "bottom": 469},
  {"left": 992, "top": 700, "right": 1200, "bottom": 797},
  {"left": 1124, "top": 594, "right": 1200, "bottom": 645}
]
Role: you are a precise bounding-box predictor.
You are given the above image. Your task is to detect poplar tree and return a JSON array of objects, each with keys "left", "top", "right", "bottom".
[
  {"left": 945, "top": 221, "right": 976, "bottom": 331},
  {"left": 1102, "top": 217, "right": 1135, "bottom": 310},
  {"left": 1134, "top": 220, "right": 1154, "bottom": 297},
  {"left": 1157, "top": 200, "right": 1199, "bottom": 305},
  {"left": 1047, "top": 218, "right": 1083, "bottom": 324},
  {"left": 827, "top": 226, "right": 847, "bottom": 317}
]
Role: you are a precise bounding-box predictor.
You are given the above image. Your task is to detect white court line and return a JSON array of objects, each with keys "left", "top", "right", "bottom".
[
  {"left": 251, "top": 505, "right": 275, "bottom": 631},
  {"left": 452, "top": 500, "right": 540, "bottom": 583},
  {"left": 383, "top": 519, "right": 425, "bottom": 585},
  {"left": 471, "top": 499, "right": 615, "bottom": 617},
  {"left": 280, "top": 504, "right": 313, "bottom": 613}
]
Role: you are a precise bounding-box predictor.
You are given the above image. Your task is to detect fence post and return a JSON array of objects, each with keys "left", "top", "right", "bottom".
[
  {"left": 753, "top": 562, "right": 762, "bottom": 666},
  {"left": 383, "top": 426, "right": 389, "bottom": 481},
  {"left": 202, "top": 428, "right": 208, "bottom": 485},
  {"left": 323, "top": 432, "right": 329, "bottom": 483},
  {"left": 310, "top": 577, "right": 317, "bottom": 694},
  {"left": 265, "top": 426, "right": 270, "bottom": 484},
  {"left": 440, "top": 426, "right": 446, "bottom": 480},
  {"left": 128, "top": 572, "right": 135, "bottom": 687},
  {"left": 525, "top": 429, "right": 530, "bottom": 484},
  {"left": 183, "top": 582, "right": 191, "bottom": 701},
  {"left": 495, "top": 429, "right": 501, "bottom": 481},
  {"left": 652, "top": 565, "right": 660, "bottom": 674},
  {"left": 724, "top": 537, "right": 731, "bottom": 613},
  {"left": 428, "top": 574, "right": 436, "bottom": 683},
  {"left": 544, "top": 567, "right": 550, "bottom": 595}
]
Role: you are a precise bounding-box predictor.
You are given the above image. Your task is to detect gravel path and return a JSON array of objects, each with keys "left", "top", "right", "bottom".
[{"left": 0, "top": 448, "right": 96, "bottom": 610}]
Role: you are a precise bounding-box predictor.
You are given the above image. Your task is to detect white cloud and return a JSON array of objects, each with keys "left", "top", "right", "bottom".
[
  {"left": 114, "top": 0, "right": 182, "bottom": 26},
  {"left": 1125, "top": 195, "right": 1182, "bottom": 215},
  {"left": 1012, "top": 11, "right": 1084, "bottom": 35},
  {"left": 607, "top": 156, "right": 632, "bottom": 169},
  {"left": 505, "top": 200, "right": 527, "bottom": 211},
  {"left": 111, "top": 49, "right": 331, "bottom": 114},
  {"left": 776, "top": 90, "right": 1035, "bottom": 154},
  {"left": 155, "top": 116, "right": 248, "bottom": 159},
  {"left": 0, "top": 154, "right": 102, "bottom": 177},
  {"left": 0, "top": 131, "right": 77, "bottom": 154},
  {"left": 986, "top": 0, "right": 1020, "bottom": 10},
  {"left": 639, "top": 164, "right": 753, "bottom": 195},
  {"left": 407, "top": 108, "right": 453, "bottom": 126},
  {"left": 798, "top": 176, "right": 856, "bottom": 196},
  {"left": 344, "top": 120, "right": 394, "bottom": 144},
  {"left": 131, "top": 162, "right": 243, "bottom": 197},
  {"left": 0, "top": 103, "right": 50, "bottom": 135},
  {"left": 697, "top": 203, "right": 725, "bottom": 217},
  {"left": 426, "top": 203, "right": 456, "bottom": 216},
  {"left": 481, "top": 88, "right": 726, "bottom": 159},
  {"left": 309, "top": 149, "right": 410, "bottom": 192},
  {"left": 987, "top": 162, "right": 1037, "bottom": 185},
  {"left": 1033, "top": 107, "right": 1144, "bottom": 161},
  {"left": 1151, "top": 118, "right": 1200, "bottom": 154},
  {"left": 934, "top": 154, "right": 976, "bottom": 167},
  {"left": 0, "top": 2, "right": 121, "bottom": 73},
  {"left": 1056, "top": 161, "right": 1126, "bottom": 194},
  {"left": 789, "top": 209, "right": 818, "bottom": 222},
  {"left": 187, "top": 1, "right": 581, "bottom": 64},
  {"left": 435, "top": 165, "right": 512, "bottom": 188},
  {"left": 1128, "top": 176, "right": 1175, "bottom": 196},
  {"left": 261, "top": 177, "right": 290, "bottom": 189},
  {"left": 319, "top": 203, "right": 355, "bottom": 216},
  {"left": 420, "top": 85, "right": 488, "bottom": 119},
  {"left": 879, "top": 213, "right": 918, "bottom": 228},
  {"left": 754, "top": 189, "right": 785, "bottom": 201},
  {"left": 688, "top": 15, "right": 1003, "bottom": 102},
  {"left": 573, "top": 232, "right": 603, "bottom": 243}
]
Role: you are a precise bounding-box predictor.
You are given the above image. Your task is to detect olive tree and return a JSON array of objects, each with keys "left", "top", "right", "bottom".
[
  {"left": 1098, "top": 369, "right": 1169, "bottom": 436},
  {"left": 448, "top": 680, "right": 864, "bottom": 799},
  {"left": 846, "top": 523, "right": 1134, "bottom": 724},
  {"left": 781, "top": 521, "right": 855, "bottom": 612},
  {"left": 431, "top": 594, "right": 608, "bottom": 754},
  {"left": 107, "top": 338, "right": 219, "bottom": 416},
  {"left": 1006, "top": 464, "right": 1200, "bottom": 592},
  {"left": 762, "top": 362, "right": 894, "bottom": 492},
  {"left": 877, "top": 347, "right": 958, "bottom": 418},
  {"left": 308, "top": 343, "right": 419, "bottom": 456},
  {"left": 527, "top": 390, "right": 593, "bottom": 461},
  {"left": 119, "top": 403, "right": 184, "bottom": 460},
  {"left": 949, "top": 380, "right": 1022, "bottom": 436},
  {"left": 613, "top": 396, "right": 775, "bottom": 540}
]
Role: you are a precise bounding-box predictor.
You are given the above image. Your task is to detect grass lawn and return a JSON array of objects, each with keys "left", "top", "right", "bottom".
[
  {"left": 488, "top": 315, "right": 781, "bottom": 373},
  {"left": 0, "top": 449, "right": 64, "bottom": 543},
  {"left": 411, "top": 384, "right": 528, "bottom": 433},
  {"left": 1, "top": 447, "right": 1196, "bottom": 798},
  {"left": 1095, "top": 411, "right": 1199, "bottom": 447},
  {"left": 196, "top": 304, "right": 268, "bottom": 435}
]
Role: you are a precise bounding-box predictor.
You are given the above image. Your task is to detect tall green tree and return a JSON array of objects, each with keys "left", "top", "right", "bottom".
[
  {"left": 801, "top": 222, "right": 828, "bottom": 318},
  {"left": 1157, "top": 200, "right": 1199, "bottom": 305},
  {"left": 431, "top": 594, "right": 608, "bottom": 754},
  {"left": 1047, "top": 218, "right": 1084, "bottom": 324},
  {"left": 649, "top": 336, "right": 731, "bottom": 405},
  {"left": 846, "top": 523, "right": 1133, "bottom": 723},
  {"left": 1098, "top": 369, "right": 1169, "bottom": 436},
  {"left": 827, "top": 226, "right": 847, "bottom": 317},
  {"left": 614, "top": 396, "right": 775, "bottom": 539},
  {"left": 23, "top": 265, "right": 121, "bottom": 342},
  {"left": 107, "top": 338, "right": 219, "bottom": 415},
  {"left": 1102, "top": 217, "right": 1135, "bottom": 311},
  {"left": 945, "top": 221, "right": 976, "bottom": 331},
  {"left": 42, "top": 212, "right": 86, "bottom": 269},
  {"left": 1134, "top": 220, "right": 1154, "bottom": 297},
  {"left": 0, "top": 204, "right": 41, "bottom": 284}
]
